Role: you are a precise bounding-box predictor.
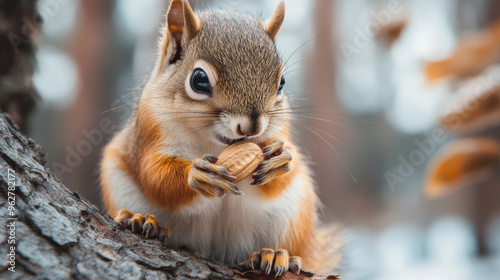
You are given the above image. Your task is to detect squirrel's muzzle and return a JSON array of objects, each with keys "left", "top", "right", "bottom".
[{"left": 231, "top": 114, "right": 268, "bottom": 137}]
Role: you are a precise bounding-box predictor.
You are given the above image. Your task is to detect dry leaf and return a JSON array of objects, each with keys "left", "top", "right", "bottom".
[
  {"left": 425, "top": 20, "right": 500, "bottom": 84},
  {"left": 375, "top": 17, "right": 408, "bottom": 46},
  {"left": 440, "top": 67, "right": 500, "bottom": 134},
  {"left": 425, "top": 138, "right": 500, "bottom": 199}
]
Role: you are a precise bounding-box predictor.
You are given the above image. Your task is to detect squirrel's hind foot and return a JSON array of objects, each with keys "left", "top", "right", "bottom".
[
  {"left": 114, "top": 209, "right": 170, "bottom": 244},
  {"left": 242, "top": 248, "right": 302, "bottom": 277}
]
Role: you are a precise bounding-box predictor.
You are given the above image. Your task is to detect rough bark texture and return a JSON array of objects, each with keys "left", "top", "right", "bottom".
[{"left": 0, "top": 113, "right": 339, "bottom": 280}]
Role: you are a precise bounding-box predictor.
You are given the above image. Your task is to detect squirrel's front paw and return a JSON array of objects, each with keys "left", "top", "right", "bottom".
[
  {"left": 188, "top": 154, "right": 242, "bottom": 197},
  {"left": 251, "top": 140, "right": 292, "bottom": 185},
  {"left": 114, "top": 209, "right": 170, "bottom": 244},
  {"left": 242, "top": 248, "right": 303, "bottom": 276}
]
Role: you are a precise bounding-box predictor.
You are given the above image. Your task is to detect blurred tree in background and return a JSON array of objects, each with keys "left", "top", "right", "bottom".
[
  {"left": 0, "top": 0, "right": 39, "bottom": 132},
  {"left": 2, "top": 0, "right": 499, "bottom": 278}
]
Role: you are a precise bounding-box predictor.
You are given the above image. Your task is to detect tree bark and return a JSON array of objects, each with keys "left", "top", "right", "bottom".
[{"left": 0, "top": 113, "right": 339, "bottom": 280}]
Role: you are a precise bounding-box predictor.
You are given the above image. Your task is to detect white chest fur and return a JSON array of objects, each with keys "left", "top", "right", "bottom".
[
  {"left": 166, "top": 175, "right": 305, "bottom": 264},
  {"left": 108, "top": 158, "right": 305, "bottom": 264}
]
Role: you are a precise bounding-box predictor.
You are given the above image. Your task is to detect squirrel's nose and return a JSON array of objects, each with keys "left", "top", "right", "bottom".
[
  {"left": 236, "top": 124, "right": 246, "bottom": 136},
  {"left": 236, "top": 123, "right": 258, "bottom": 137},
  {"left": 230, "top": 114, "right": 268, "bottom": 138}
]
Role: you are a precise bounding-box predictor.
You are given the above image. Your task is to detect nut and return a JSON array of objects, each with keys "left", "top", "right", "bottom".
[{"left": 216, "top": 141, "right": 264, "bottom": 183}]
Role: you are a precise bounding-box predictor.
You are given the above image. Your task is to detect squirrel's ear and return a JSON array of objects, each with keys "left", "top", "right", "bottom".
[
  {"left": 162, "top": 0, "right": 199, "bottom": 65},
  {"left": 263, "top": 1, "right": 285, "bottom": 41}
]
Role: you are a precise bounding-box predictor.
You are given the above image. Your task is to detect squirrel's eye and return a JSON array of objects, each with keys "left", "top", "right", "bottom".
[
  {"left": 278, "top": 76, "right": 285, "bottom": 95},
  {"left": 190, "top": 69, "right": 211, "bottom": 95}
]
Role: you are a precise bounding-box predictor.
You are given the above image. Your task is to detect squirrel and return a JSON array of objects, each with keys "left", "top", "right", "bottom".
[{"left": 100, "top": 0, "right": 342, "bottom": 276}]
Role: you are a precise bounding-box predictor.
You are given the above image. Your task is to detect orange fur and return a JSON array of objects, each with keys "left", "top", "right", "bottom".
[
  {"left": 130, "top": 213, "right": 145, "bottom": 224},
  {"left": 101, "top": 106, "right": 200, "bottom": 213},
  {"left": 255, "top": 134, "right": 319, "bottom": 270},
  {"left": 132, "top": 108, "right": 199, "bottom": 210},
  {"left": 138, "top": 152, "right": 198, "bottom": 210},
  {"left": 100, "top": 2, "right": 343, "bottom": 274},
  {"left": 256, "top": 135, "right": 299, "bottom": 200},
  {"left": 101, "top": 174, "right": 117, "bottom": 215},
  {"left": 144, "top": 213, "right": 159, "bottom": 227},
  {"left": 101, "top": 143, "right": 130, "bottom": 215},
  {"left": 285, "top": 181, "right": 315, "bottom": 266},
  {"left": 264, "top": 0, "right": 285, "bottom": 41},
  {"left": 159, "top": 34, "right": 169, "bottom": 71},
  {"left": 114, "top": 209, "right": 133, "bottom": 223},
  {"left": 256, "top": 165, "right": 298, "bottom": 199},
  {"left": 273, "top": 249, "right": 290, "bottom": 270}
]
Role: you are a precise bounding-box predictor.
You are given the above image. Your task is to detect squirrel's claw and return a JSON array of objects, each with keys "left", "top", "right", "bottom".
[
  {"left": 202, "top": 154, "right": 218, "bottom": 164},
  {"left": 188, "top": 156, "right": 241, "bottom": 197},
  {"left": 289, "top": 256, "right": 303, "bottom": 275},
  {"left": 244, "top": 252, "right": 261, "bottom": 270},
  {"left": 158, "top": 226, "right": 171, "bottom": 246},
  {"left": 251, "top": 144, "right": 292, "bottom": 185},
  {"left": 260, "top": 248, "right": 275, "bottom": 275},
  {"left": 143, "top": 213, "right": 159, "bottom": 238},
  {"left": 193, "top": 156, "right": 236, "bottom": 179},
  {"left": 242, "top": 248, "right": 302, "bottom": 276},
  {"left": 114, "top": 209, "right": 170, "bottom": 244},
  {"left": 273, "top": 249, "right": 290, "bottom": 277},
  {"left": 129, "top": 213, "right": 145, "bottom": 233},
  {"left": 261, "top": 139, "right": 285, "bottom": 159},
  {"left": 114, "top": 209, "right": 133, "bottom": 228}
]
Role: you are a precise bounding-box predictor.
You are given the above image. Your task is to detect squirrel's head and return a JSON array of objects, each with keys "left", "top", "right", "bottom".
[{"left": 147, "top": 0, "right": 288, "bottom": 146}]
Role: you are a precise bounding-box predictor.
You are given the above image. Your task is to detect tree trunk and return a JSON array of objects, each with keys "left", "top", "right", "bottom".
[
  {"left": 0, "top": 0, "right": 39, "bottom": 133},
  {"left": 0, "top": 113, "right": 339, "bottom": 280}
]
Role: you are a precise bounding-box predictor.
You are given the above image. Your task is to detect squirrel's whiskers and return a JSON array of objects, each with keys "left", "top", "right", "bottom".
[{"left": 100, "top": 0, "right": 342, "bottom": 276}]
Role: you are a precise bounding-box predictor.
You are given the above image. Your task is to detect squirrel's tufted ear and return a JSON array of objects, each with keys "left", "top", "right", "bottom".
[
  {"left": 263, "top": 1, "right": 285, "bottom": 41},
  {"left": 162, "top": 0, "right": 199, "bottom": 65}
]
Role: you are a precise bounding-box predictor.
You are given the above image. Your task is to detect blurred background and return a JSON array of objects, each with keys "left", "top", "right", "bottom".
[{"left": 1, "top": 0, "right": 500, "bottom": 279}]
